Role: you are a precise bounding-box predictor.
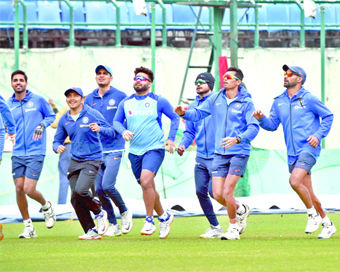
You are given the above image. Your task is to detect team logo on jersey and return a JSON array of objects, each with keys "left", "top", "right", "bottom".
[
  {"left": 235, "top": 103, "right": 241, "bottom": 109},
  {"left": 82, "top": 117, "right": 89, "bottom": 124},
  {"left": 109, "top": 99, "right": 115, "bottom": 106},
  {"left": 145, "top": 102, "right": 150, "bottom": 108},
  {"left": 27, "top": 101, "right": 34, "bottom": 108}
]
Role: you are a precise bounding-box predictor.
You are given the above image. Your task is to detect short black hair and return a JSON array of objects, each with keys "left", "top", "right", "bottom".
[
  {"left": 227, "top": 66, "right": 243, "bottom": 81},
  {"left": 134, "top": 66, "right": 154, "bottom": 82},
  {"left": 11, "top": 70, "right": 28, "bottom": 82}
]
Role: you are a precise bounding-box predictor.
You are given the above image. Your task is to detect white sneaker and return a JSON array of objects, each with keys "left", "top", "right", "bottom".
[
  {"left": 305, "top": 213, "right": 322, "bottom": 234},
  {"left": 95, "top": 210, "right": 109, "bottom": 235},
  {"left": 221, "top": 225, "right": 240, "bottom": 240},
  {"left": 121, "top": 209, "right": 133, "bottom": 234},
  {"left": 237, "top": 204, "right": 251, "bottom": 234},
  {"left": 141, "top": 221, "right": 156, "bottom": 235},
  {"left": 318, "top": 222, "right": 337, "bottom": 239},
  {"left": 19, "top": 226, "right": 38, "bottom": 239},
  {"left": 104, "top": 224, "right": 122, "bottom": 237},
  {"left": 78, "top": 229, "right": 102, "bottom": 240},
  {"left": 199, "top": 225, "right": 223, "bottom": 238},
  {"left": 42, "top": 200, "right": 56, "bottom": 229},
  {"left": 159, "top": 213, "right": 174, "bottom": 239}
]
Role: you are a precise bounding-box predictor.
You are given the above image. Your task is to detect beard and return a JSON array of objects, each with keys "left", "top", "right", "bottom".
[{"left": 133, "top": 84, "right": 149, "bottom": 93}]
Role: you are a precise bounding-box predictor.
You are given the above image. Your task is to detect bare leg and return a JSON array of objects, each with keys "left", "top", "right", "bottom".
[
  {"left": 212, "top": 177, "right": 227, "bottom": 206},
  {"left": 302, "top": 174, "right": 326, "bottom": 218},
  {"left": 289, "top": 168, "right": 313, "bottom": 209},
  {"left": 223, "top": 175, "right": 241, "bottom": 224},
  {"left": 23, "top": 177, "right": 46, "bottom": 206},
  {"left": 14, "top": 176, "right": 29, "bottom": 220},
  {"left": 140, "top": 169, "right": 164, "bottom": 217}
]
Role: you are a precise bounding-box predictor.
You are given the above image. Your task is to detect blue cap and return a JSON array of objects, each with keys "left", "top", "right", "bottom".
[
  {"left": 95, "top": 65, "right": 113, "bottom": 76},
  {"left": 64, "top": 87, "right": 84, "bottom": 97},
  {"left": 283, "top": 64, "right": 307, "bottom": 84}
]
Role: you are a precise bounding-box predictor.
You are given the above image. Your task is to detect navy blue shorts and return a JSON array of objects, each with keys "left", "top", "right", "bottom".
[
  {"left": 211, "top": 154, "right": 249, "bottom": 177},
  {"left": 12, "top": 155, "right": 45, "bottom": 180},
  {"left": 128, "top": 149, "right": 165, "bottom": 184},
  {"left": 288, "top": 153, "right": 316, "bottom": 174}
]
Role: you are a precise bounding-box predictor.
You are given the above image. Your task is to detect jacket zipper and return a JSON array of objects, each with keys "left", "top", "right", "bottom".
[
  {"left": 20, "top": 101, "right": 27, "bottom": 155},
  {"left": 289, "top": 101, "right": 297, "bottom": 155}
]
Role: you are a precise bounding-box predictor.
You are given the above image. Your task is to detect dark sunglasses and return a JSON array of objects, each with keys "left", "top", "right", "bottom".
[
  {"left": 134, "top": 75, "right": 151, "bottom": 82},
  {"left": 195, "top": 79, "right": 209, "bottom": 85}
]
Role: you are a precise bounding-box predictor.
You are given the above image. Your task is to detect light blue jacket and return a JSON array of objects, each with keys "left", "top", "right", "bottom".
[
  {"left": 7, "top": 90, "right": 55, "bottom": 156},
  {"left": 182, "top": 86, "right": 259, "bottom": 156},
  {"left": 179, "top": 93, "right": 215, "bottom": 159},
  {"left": 258, "top": 86, "right": 333, "bottom": 160}
]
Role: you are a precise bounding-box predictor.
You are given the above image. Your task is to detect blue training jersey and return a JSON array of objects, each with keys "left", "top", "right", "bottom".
[
  {"left": 84, "top": 86, "right": 127, "bottom": 152},
  {"left": 113, "top": 92, "right": 180, "bottom": 155}
]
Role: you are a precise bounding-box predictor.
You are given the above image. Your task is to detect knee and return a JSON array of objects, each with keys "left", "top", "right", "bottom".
[
  {"left": 289, "top": 177, "right": 299, "bottom": 190},
  {"left": 15, "top": 184, "right": 24, "bottom": 193},
  {"left": 24, "top": 186, "right": 35, "bottom": 196},
  {"left": 95, "top": 187, "right": 105, "bottom": 197},
  {"left": 212, "top": 189, "right": 223, "bottom": 202},
  {"left": 103, "top": 184, "right": 117, "bottom": 194}
]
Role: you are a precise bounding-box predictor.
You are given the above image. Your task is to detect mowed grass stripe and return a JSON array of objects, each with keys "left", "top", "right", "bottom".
[{"left": 0, "top": 214, "right": 339, "bottom": 271}]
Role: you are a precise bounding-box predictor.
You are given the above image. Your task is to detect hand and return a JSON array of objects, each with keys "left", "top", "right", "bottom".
[
  {"left": 252, "top": 110, "right": 265, "bottom": 120},
  {"left": 163, "top": 140, "right": 175, "bottom": 154},
  {"left": 89, "top": 123, "right": 100, "bottom": 132},
  {"left": 307, "top": 135, "right": 319, "bottom": 148},
  {"left": 122, "top": 130, "right": 135, "bottom": 141},
  {"left": 48, "top": 98, "right": 54, "bottom": 106},
  {"left": 177, "top": 145, "right": 185, "bottom": 156},
  {"left": 221, "top": 137, "right": 237, "bottom": 149},
  {"left": 174, "top": 105, "right": 186, "bottom": 117},
  {"left": 33, "top": 124, "right": 45, "bottom": 141},
  {"left": 57, "top": 145, "right": 67, "bottom": 154},
  {"left": 5, "top": 133, "right": 16, "bottom": 146}
]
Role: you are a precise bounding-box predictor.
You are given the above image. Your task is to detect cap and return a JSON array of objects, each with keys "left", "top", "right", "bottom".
[
  {"left": 283, "top": 64, "right": 306, "bottom": 84},
  {"left": 95, "top": 65, "right": 113, "bottom": 76},
  {"left": 195, "top": 72, "right": 215, "bottom": 91},
  {"left": 64, "top": 87, "right": 84, "bottom": 97}
]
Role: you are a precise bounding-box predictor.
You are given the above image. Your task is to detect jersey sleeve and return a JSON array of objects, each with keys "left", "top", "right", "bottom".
[{"left": 158, "top": 97, "right": 179, "bottom": 141}]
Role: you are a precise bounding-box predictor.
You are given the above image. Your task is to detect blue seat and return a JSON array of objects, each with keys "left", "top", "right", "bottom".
[
  {"left": 288, "top": 4, "right": 304, "bottom": 31},
  {"left": 126, "top": 1, "right": 150, "bottom": 30},
  {"left": 37, "top": 1, "right": 66, "bottom": 30},
  {"left": 222, "top": 8, "right": 252, "bottom": 32},
  {"left": 248, "top": 5, "right": 268, "bottom": 32},
  {"left": 334, "top": 3, "right": 340, "bottom": 30},
  {"left": 221, "top": 9, "right": 230, "bottom": 31},
  {"left": 106, "top": 2, "right": 126, "bottom": 31},
  {"left": 19, "top": 0, "right": 39, "bottom": 29},
  {"left": 305, "top": 4, "right": 337, "bottom": 31},
  {"left": 266, "top": 4, "right": 290, "bottom": 32},
  {"left": 0, "top": 1, "right": 15, "bottom": 29},
  {"left": 155, "top": 3, "right": 173, "bottom": 29},
  {"left": 172, "top": 4, "right": 196, "bottom": 30},
  {"left": 60, "top": 1, "right": 86, "bottom": 30},
  {"left": 85, "top": 1, "right": 115, "bottom": 30},
  {"left": 192, "top": 6, "right": 210, "bottom": 31}
]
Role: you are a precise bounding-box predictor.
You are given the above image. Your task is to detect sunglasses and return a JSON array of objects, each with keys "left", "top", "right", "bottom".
[
  {"left": 195, "top": 79, "right": 209, "bottom": 85},
  {"left": 223, "top": 73, "right": 241, "bottom": 81},
  {"left": 284, "top": 71, "right": 299, "bottom": 77},
  {"left": 133, "top": 75, "right": 151, "bottom": 82}
]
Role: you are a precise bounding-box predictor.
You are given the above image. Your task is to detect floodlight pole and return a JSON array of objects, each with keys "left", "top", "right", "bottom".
[
  {"left": 320, "top": 5, "right": 325, "bottom": 149},
  {"left": 230, "top": 0, "right": 238, "bottom": 67},
  {"left": 14, "top": 0, "right": 20, "bottom": 70},
  {"left": 151, "top": 3, "right": 156, "bottom": 93}
]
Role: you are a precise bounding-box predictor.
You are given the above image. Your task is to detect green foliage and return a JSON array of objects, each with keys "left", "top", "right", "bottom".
[{"left": 1, "top": 214, "right": 339, "bottom": 271}]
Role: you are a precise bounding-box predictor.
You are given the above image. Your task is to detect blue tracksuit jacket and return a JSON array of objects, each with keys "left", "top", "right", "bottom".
[
  {"left": 0, "top": 94, "right": 16, "bottom": 134},
  {"left": 182, "top": 86, "right": 259, "bottom": 156},
  {"left": 113, "top": 92, "right": 180, "bottom": 155},
  {"left": 179, "top": 93, "right": 215, "bottom": 159},
  {"left": 258, "top": 86, "right": 333, "bottom": 163},
  {"left": 53, "top": 104, "right": 115, "bottom": 161},
  {"left": 7, "top": 90, "right": 55, "bottom": 156},
  {"left": 84, "top": 86, "right": 127, "bottom": 152}
]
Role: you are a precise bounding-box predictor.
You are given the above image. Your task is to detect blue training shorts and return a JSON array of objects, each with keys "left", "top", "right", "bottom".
[
  {"left": 12, "top": 155, "right": 45, "bottom": 180},
  {"left": 211, "top": 154, "right": 249, "bottom": 177},
  {"left": 288, "top": 152, "right": 316, "bottom": 174},
  {"left": 128, "top": 149, "right": 165, "bottom": 184}
]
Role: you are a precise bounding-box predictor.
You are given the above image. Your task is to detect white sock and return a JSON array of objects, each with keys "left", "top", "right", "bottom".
[
  {"left": 236, "top": 204, "right": 245, "bottom": 214},
  {"left": 322, "top": 215, "right": 331, "bottom": 224},
  {"left": 306, "top": 206, "right": 317, "bottom": 216},
  {"left": 229, "top": 223, "right": 238, "bottom": 229},
  {"left": 24, "top": 218, "right": 33, "bottom": 228},
  {"left": 158, "top": 211, "right": 168, "bottom": 221},
  {"left": 41, "top": 201, "right": 50, "bottom": 210}
]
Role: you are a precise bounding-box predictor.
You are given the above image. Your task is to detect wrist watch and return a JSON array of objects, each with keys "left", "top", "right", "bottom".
[{"left": 236, "top": 136, "right": 241, "bottom": 144}]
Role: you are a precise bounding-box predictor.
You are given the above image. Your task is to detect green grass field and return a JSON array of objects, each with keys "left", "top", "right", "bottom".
[{"left": 1, "top": 214, "right": 339, "bottom": 272}]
